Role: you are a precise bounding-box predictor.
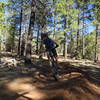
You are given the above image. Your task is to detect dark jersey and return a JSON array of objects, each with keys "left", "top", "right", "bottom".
[{"left": 42, "top": 38, "right": 55, "bottom": 51}]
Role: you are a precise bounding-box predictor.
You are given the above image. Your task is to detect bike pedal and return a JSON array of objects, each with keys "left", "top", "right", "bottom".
[
  {"left": 53, "top": 74, "right": 59, "bottom": 81},
  {"left": 57, "top": 65, "right": 62, "bottom": 69}
]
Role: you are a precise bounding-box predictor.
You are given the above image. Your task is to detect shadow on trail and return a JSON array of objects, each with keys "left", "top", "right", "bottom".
[
  {"left": 59, "top": 62, "right": 100, "bottom": 86},
  {"left": 0, "top": 85, "right": 33, "bottom": 100},
  {"left": 79, "top": 66, "right": 100, "bottom": 86},
  {"left": 38, "top": 77, "right": 100, "bottom": 100},
  {"left": 0, "top": 77, "right": 99, "bottom": 100},
  {"left": 0, "top": 53, "right": 100, "bottom": 100}
]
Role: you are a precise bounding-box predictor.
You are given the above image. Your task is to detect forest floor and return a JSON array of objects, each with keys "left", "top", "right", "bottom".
[{"left": 0, "top": 52, "right": 100, "bottom": 100}]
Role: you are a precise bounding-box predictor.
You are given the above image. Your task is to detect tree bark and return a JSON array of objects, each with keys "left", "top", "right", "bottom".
[
  {"left": 36, "top": 24, "right": 40, "bottom": 54},
  {"left": 94, "top": 4, "right": 99, "bottom": 62},
  {"left": 25, "top": 0, "right": 35, "bottom": 64},
  {"left": 82, "top": 6, "right": 85, "bottom": 59},
  {"left": 64, "top": 34, "right": 67, "bottom": 58},
  {"left": 18, "top": 3, "right": 23, "bottom": 56},
  {"left": 0, "top": 40, "right": 1, "bottom": 62},
  {"left": 63, "top": 16, "right": 67, "bottom": 58},
  {"left": 77, "top": 13, "right": 80, "bottom": 51},
  {"left": 20, "top": 35, "right": 25, "bottom": 56},
  {"left": 52, "top": 0, "right": 56, "bottom": 39},
  {"left": 95, "top": 24, "right": 98, "bottom": 62}
]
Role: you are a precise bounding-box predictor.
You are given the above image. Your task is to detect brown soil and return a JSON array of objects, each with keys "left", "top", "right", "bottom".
[{"left": 0, "top": 52, "right": 100, "bottom": 100}]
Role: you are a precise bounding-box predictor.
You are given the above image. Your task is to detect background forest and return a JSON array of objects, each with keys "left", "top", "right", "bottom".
[
  {"left": 0, "top": 0, "right": 100, "bottom": 62},
  {"left": 0, "top": 1, "right": 100, "bottom": 100}
]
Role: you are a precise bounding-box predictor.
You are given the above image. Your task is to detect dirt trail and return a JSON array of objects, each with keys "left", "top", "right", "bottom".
[{"left": 0, "top": 53, "right": 100, "bottom": 100}]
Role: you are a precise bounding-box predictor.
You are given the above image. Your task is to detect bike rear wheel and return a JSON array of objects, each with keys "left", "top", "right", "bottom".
[{"left": 49, "top": 54, "right": 59, "bottom": 81}]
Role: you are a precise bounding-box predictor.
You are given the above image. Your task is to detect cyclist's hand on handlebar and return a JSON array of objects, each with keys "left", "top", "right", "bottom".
[
  {"left": 55, "top": 44, "right": 59, "bottom": 48},
  {"left": 51, "top": 44, "right": 59, "bottom": 50}
]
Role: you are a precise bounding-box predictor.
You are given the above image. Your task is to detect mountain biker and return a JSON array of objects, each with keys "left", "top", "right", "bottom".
[{"left": 41, "top": 33, "right": 59, "bottom": 65}]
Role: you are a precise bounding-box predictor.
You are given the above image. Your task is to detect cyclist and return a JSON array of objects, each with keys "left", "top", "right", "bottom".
[{"left": 41, "top": 33, "right": 59, "bottom": 65}]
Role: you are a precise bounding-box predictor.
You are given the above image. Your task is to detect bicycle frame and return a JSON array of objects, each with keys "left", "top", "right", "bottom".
[
  {"left": 49, "top": 51, "right": 58, "bottom": 80},
  {"left": 39, "top": 48, "right": 59, "bottom": 81}
]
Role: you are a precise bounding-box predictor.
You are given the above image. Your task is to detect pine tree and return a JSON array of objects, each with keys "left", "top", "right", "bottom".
[
  {"left": 24, "top": 0, "right": 35, "bottom": 64},
  {"left": 17, "top": 0, "right": 23, "bottom": 56}
]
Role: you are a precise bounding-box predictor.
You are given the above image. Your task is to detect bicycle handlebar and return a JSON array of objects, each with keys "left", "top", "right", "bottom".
[{"left": 39, "top": 45, "right": 58, "bottom": 54}]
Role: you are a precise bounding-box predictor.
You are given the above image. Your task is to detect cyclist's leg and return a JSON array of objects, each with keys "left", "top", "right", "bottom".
[
  {"left": 49, "top": 50, "right": 59, "bottom": 80},
  {"left": 51, "top": 49, "right": 58, "bottom": 65},
  {"left": 55, "top": 56, "right": 58, "bottom": 65},
  {"left": 52, "top": 49, "right": 62, "bottom": 69},
  {"left": 47, "top": 51, "right": 51, "bottom": 65}
]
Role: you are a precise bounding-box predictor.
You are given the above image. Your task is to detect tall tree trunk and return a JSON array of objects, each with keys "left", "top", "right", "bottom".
[
  {"left": 82, "top": 6, "right": 85, "bottom": 59},
  {"left": 94, "top": 4, "right": 99, "bottom": 61},
  {"left": 0, "top": 41, "right": 1, "bottom": 62},
  {"left": 53, "top": 10, "right": 56, "bottom": 38},
  {"left": 82, "top": 32, "right": 85, "bottom": 59},
  {"left": 11, "top": 24, "right": 16, "bottom": 53},
  {"left": 53, "top": 16, "right": 56, "bottom": 38},
  {"left": 95, "top": 24, "right": 98, "bottom": 62},
  {"left": 36, "top": 24, "right": 40, "bottom": 54},
  {"left": 97, "top": 33, "right": 100, "bottom": 60},
  {"left": 25, "top": 0, "right": 35, "bottom": 64},
  {"left": 77, "top": 13, "right": 80, "bottom": 51},
  {"left": 18, "top": 3, "right": 23, "bottom": 56},
  {"left": 0, "top": 40, "right": 1, "bottom": 52},
  {"left": 20, "top": 35, "right": 25, "bottom": 56},
  {"left": 63, "top": 16, "right": 67, "bottom": 58},
  {"left": 20, "top": 25, "right": 26, "bottom": 56},
  {"left": 64, "top": 34, "right": 67, "bottom": 58},
  {"left": 52, "top": 0, "right": 57, "bottom": 39},
  {"left": 75, "top": 1, "right": 80, "bottom": 59},
  {"left": 70, "top": 30, "right": 74, "bottom": 57},
  {"left": 12, "top": 31, "right": 15, "bottom": 53}
]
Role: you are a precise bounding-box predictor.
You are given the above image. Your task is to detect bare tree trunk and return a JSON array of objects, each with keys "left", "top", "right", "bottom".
[
  {"left": 52, "top": 5, "right": 56, "bottom": 39},
  {"left": 0, "top": 41, "right": 1, "bottom": 62},
  {"left": 64, "top": 34, "right": 67, "bottom": 58},
  {"left": 36, "top": 24, "right": 40, "bottom": 54},
  {"left": 77, "top": 13, "right": 80, "bottom": 51},
  {"left": 25, "top": 0, "right": 35, "bottom": 64},
  {"left": 53, "top": 17, "right": 56, "bottom": 38},
  {"left": 11, "top": 32, "right": 15, "bottom": 53},
  {"left": 0, "top": 40, "right": 1, "bottom": 52},
  {"left": 94, "top": 4, "right": 99, "bottom": 62},
  {"left": 18, "top": 3, "right": 23, "bottom": 56},
  {"left": 82, "top": 6, "right": 85, "bottom": 59},
  {"left": 20, "top": 35, "right": 25, "bottom": 56},
  {"left": 21, "top": 17, "right": 27, "bottom": 56},
  {"left": 82, "top": 33, "right": 85, "bottom": 59},
  {"left": 95, "top": 24, "right": 98, "bottom": 62},
  {"left": 70, "top": 30, "right": 74, "bottom": 57},
  {"left": 97, "top": 35, "right": 100, "bottom": 60},
  {"left": 63, "top": 16, "right": 67, "bottom": 58}
]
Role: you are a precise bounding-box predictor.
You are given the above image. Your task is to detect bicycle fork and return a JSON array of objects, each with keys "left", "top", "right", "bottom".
[{"left": 50, "top": 57, "right": 59, "bottom": 81}]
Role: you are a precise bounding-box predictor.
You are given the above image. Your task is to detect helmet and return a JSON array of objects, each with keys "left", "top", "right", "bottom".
[{"left": 41, "top": 33, "right": 48, "bottom": 39}]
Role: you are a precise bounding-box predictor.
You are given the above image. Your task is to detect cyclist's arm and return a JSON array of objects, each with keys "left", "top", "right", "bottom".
[{"left": 52, "top": 41, "right": 59, "bottom": 48}]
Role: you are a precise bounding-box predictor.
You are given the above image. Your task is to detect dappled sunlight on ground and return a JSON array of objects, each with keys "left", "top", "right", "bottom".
[
  {"left": 0, "top": 52, "right": 100, "bottom": 100},
  {"left": 0, "top": 76, "right": 99, "bottom": 100},
  {"left": 6, "top": 78, "right": 46, "bottom": 100}
]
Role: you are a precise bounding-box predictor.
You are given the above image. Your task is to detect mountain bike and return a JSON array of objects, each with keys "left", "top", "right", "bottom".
[
  {"left": 48, "top": 49, "right": 59, "bottom": 81},
  {"left": 39, "top": 47, "right": 59, "bottom": 81}
]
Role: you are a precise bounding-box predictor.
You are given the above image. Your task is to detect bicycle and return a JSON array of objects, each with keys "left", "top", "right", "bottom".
[
  {"left": 39, "top": 47, "right": 59, "bottom": 81},
  {"left": 48, "top": 49, "right": 59, "bottom": 81}
]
